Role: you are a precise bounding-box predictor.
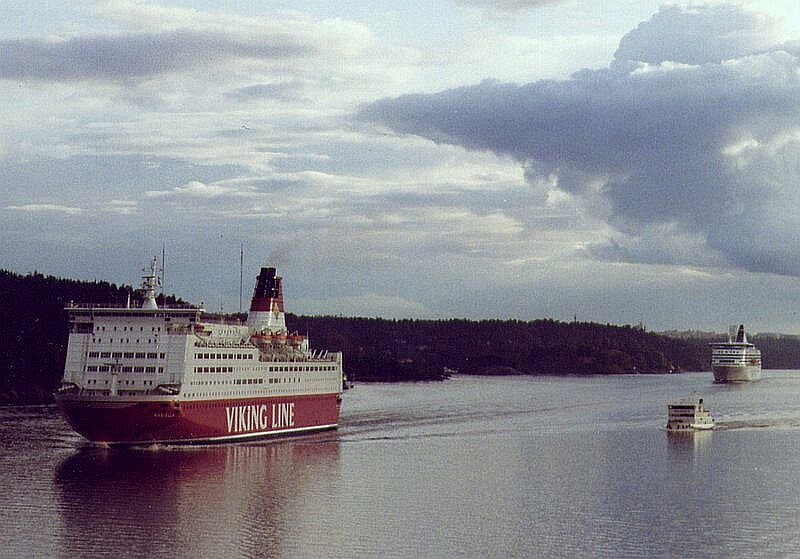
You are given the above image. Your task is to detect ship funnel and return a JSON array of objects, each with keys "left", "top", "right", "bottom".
[
  {"left": 246, "top": 266, "right": 286, "bottom": 332},
  {"left": 736, "top": 324, "right": 746, "bottom": 343}
]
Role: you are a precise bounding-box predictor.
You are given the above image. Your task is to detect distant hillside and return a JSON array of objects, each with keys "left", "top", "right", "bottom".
[
  {"left": 286, "top": 316, "right": 708, "bottom": 381},
  {"left": 2, "top": 269, "right": 799, "bottom": 404}
]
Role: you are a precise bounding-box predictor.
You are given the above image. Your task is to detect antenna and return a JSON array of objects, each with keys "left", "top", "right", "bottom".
[
  {"left": 161, "top": 242, "right": 166, "bottom": 300},
  {"left": 239, "top": 242, "right": 244, "bottom": 314}
]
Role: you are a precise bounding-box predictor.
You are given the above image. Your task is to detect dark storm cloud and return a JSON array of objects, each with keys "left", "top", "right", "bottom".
[
  {"left": 0, "top": 30, "right": 312, "bottom": 81},
  {"left": 359, "top": 4, "right": 800, "bottom": 276}
]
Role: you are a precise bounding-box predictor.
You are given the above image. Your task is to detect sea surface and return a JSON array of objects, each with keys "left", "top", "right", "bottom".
[{"left": 3, "top": 372, "right": 800, "bottom": 558}]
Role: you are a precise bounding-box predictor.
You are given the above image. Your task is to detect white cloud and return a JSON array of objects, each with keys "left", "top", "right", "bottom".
[
  {"left": 6, "top": 203, "right": 83, "bottom": 214},
  {"left": 107, "top": 199, "right": 138, "bottom": 214}
]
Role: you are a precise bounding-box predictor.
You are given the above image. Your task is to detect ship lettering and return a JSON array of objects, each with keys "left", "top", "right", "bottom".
[
  {"left": 225, "top": 404, "right": 270, "bottom": 433},
  {"left": 271, "top": 402, "right": 295, "bottom": 429}
]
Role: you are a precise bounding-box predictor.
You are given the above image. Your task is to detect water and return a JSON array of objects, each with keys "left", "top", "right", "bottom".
[{"left": 3, "top": 372, "right": 800, "bottom": 558}]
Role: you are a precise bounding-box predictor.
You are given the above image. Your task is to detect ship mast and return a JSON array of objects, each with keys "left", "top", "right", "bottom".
[{"left": 141, "top": 256, "right": 161, "bottom": 310}]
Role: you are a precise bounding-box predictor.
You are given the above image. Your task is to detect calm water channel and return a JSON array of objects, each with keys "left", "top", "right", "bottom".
[{"left": 3, "top": 372, "right": 800, "bottom": 558}]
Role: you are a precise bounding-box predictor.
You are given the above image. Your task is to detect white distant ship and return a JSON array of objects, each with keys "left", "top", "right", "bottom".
[
  {"left": 666, "top": 397, "right": 714, "bottom": 431},
  {"left": 710, "top": 324, "right": 762, "bottom": 383}
]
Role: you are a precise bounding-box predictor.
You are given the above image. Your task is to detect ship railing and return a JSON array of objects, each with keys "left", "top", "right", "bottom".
[
  {"left": 256, "top": 351, "right": 339, "bottom": 363},
  {"left": 66, "top": 302, "right": 201, "bottom": 310},
  {"left": 193, "top": 340, "right": 254, "bottom": 348},
  {"left": 198, "top": 313, "right": 247, "bottom": 326}
]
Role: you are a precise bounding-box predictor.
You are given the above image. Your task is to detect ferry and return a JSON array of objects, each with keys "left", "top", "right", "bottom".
[
  {"left": 55, "top": 258, "right": 344, "bottom": 445},
  {"left": 666, "top": 397, "right": 714, "bottom": 431},
  {"left": 710, "top": 324, "right": 762, "bottom": 383}
]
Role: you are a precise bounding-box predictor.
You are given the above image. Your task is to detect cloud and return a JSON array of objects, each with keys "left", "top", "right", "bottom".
[
  {"left": 6, "top": 203, "right": 83, "bottom": 215},
  {"left": 224, "top": 81, "right": 308, "bottom": 103},
  {"left": 611, "top": 4, "right": 778, "bottom": 68},
  {"left": 583, "top": 222, "right": 729, "bottom": 269},
  {"left": 146, "top": 180, "right": 244, "bottom": 199},
  {"left": 455, "top": 0, "right": 561, "bottom": 12},
  {"left": 0, "top": 155, "right": 246, "bottom": 202},
  {"left": 107, "top": 200, "right": 138, "bottom": 215},
  {"left": 295, "top": 292, "right": 433, "bottom": 319},
  {"left": 359, "top": 4, "right": 800, "bottom": 276},
  {"left": 0, "top": 30, "right": 312, "bottom": 82}
]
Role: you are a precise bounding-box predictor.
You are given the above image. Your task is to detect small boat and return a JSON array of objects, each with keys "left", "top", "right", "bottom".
[{"left": 666, "top": 397, "right": 714, "bottom": 431}]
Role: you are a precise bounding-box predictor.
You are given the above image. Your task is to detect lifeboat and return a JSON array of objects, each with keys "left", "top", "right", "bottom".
[
  {"left": 272, "top": 331, "right": 287, "bottom": 345},
  {"left": 250, "top": 332, "right": 271, "bottom": 348}
]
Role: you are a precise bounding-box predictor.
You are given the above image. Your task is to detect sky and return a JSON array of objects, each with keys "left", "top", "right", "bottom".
[{"left": 4, "top": 1, "right": 800, "bottom": 333}]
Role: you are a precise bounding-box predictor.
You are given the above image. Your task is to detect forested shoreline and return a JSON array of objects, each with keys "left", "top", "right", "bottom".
[{"left": 3, "top": 269, "right": 800, "bottom": 404}]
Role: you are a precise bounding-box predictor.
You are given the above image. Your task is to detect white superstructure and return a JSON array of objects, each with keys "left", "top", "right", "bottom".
[
  {"left": 666, "top": 397, "right": 714, "bottom": 431},
  {"left": 710, "top": 324, "right": 762, "bottom": 383}
]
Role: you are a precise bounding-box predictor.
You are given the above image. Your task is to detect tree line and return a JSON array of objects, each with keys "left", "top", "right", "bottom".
[{"left": 3, "top": 269, "right": 800, "bottom": 403}]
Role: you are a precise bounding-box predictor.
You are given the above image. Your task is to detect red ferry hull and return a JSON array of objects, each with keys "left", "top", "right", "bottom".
[{"left": 56, "top": 393, "right": 341, "bottom": 445}]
